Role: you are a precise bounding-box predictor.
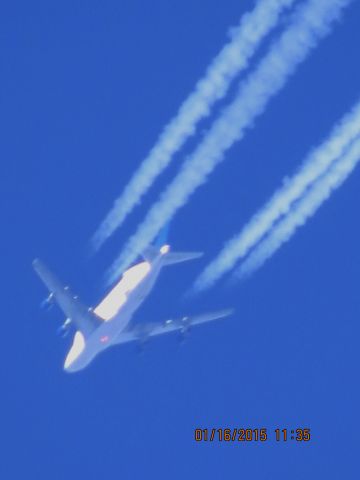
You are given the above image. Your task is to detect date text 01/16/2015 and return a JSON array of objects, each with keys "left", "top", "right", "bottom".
[{"left": 194, "top": 428, "right": 311, "bottom": 442}]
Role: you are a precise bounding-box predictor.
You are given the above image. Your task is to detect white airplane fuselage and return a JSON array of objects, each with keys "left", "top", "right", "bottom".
[
  {"left": 33, "top": 244, "right": 208, "bottom": 372},
  {"left": 65, "top": 253, "right": 166, "bottom": 372}
]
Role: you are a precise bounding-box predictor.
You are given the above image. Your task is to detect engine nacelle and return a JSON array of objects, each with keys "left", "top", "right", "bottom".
[
  {"left": 40, "top": 293, "right": 54, "bottom": 311},
  {"left": 56, "top": 318, "right": 72, "bottom": 338},
  {"left": 180, "top": 316, "right": 191, "bottom": 334},
  {"left": 178, "top": 317, "right": 191, "bottom": 343}
]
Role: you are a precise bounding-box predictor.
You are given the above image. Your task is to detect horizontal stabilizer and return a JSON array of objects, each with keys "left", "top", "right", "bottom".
[
  {"left": 141, "top": 246, "right": 203, "bottom": 265},
  {"left": 163, "top": 251, "right": 203, "bottom": 265}
]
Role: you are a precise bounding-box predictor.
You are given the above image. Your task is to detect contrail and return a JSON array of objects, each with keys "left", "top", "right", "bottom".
[
  {"left": 193, "top": 100, "right": 360, "bottom": 292},
  {"left": 107, "top": 0, "right": 351, "bottom": 285},
  {"left": 234, "top": 136, "right": 360, "bottom": 279},
  {"left": 91, "top": 0, "right": 297, "bottom": 251}
]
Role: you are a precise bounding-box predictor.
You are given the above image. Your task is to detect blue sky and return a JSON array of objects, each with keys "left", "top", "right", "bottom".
[{"left": 1, "top": 0, "right": 359, "bottom": 478}]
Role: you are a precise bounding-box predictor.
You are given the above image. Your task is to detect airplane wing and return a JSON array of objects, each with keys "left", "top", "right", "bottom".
[
  {"left": 114, "top": 309, "right": 234, "bottom": 345},
  {"left": 33, "top": 259, "right": 102, "bottom": 337}
]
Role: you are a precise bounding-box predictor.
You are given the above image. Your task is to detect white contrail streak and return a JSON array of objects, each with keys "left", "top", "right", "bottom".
[
  {"left": 91, "top": 0, "right": 297, "bottom": 251},
  {"left": 193, "top": 100, "right": 360, "bottom": 292},
  {"left": 234, "top": 136, "right": 360, "bottom": 278},
  {"left": 107, "top": 0, "right": 351, "bottom": 285}
]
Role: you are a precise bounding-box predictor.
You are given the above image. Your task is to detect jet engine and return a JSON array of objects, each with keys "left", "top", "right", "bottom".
[
  {"left": 56, "top": 318, "right": 72, "bottom": 338},
  {"left": 178, "top": 316, "right": 191, "bottom": 343},
  {"left": 40, "top": 292, "right": 54, "bottom": 311}
]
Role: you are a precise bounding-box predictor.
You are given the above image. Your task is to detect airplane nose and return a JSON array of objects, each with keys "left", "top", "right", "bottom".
[{"left": 64, "top": 364, "right": 81, "bottom": 374}]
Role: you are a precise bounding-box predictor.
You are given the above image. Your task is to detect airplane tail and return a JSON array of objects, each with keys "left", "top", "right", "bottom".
[
  {"left": 142, "top": 245, "right": 203, "bottom": 265},
  {"left": 141, "top": 223, "right": 202, "bottom": 265}
]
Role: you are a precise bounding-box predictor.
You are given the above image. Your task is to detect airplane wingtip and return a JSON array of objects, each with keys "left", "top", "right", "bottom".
[{"left": 32, "top": 258, "right": 40, "bottom": 268}]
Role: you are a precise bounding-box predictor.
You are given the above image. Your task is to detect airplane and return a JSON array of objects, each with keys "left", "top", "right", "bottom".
[{"left": 33, "top": 242, "right": 233, "bottom": 373}]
